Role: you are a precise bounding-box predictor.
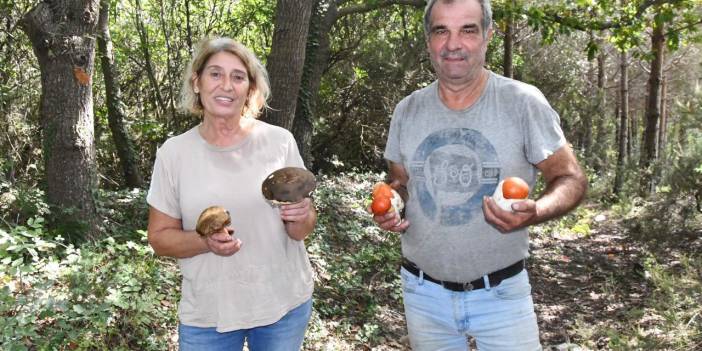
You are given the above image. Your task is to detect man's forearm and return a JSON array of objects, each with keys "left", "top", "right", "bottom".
[{"left": 531, "top": 173, "right": 588, "bottom": 226}]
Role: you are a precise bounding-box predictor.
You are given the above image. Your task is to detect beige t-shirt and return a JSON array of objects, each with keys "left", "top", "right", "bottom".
[{"left": 147, "top": 120, "right": 314, "bottom": 332}]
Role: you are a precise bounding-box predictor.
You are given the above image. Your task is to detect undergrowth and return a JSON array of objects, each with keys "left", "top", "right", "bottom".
[{"left": 0, "top": 172, "right": 700, "bottom": 350}]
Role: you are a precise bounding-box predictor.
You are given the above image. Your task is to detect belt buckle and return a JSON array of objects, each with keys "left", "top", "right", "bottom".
[{"left": 462, "top": 282, "right": 473, "bottom": 291}]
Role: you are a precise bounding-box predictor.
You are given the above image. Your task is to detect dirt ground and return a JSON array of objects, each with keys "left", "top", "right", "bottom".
[
  {"left": 530, "top": 209, "right": 701, "bottom": 349},
  {"left": 360, "top": 208, "right": 702, "bottom": 351}
]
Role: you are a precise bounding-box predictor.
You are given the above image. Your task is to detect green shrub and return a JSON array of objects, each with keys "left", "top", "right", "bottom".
[{"left": 0, "top": 219, "right": 179, "bottom": 350}]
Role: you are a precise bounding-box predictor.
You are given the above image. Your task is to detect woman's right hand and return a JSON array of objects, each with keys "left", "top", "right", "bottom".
[{"left": 205, "top": 228, "right": 242, "bottom": 256}]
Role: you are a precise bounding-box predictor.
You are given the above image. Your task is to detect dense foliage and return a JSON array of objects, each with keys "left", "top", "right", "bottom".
[
  {"left": 1, "top": 0, "right": 702, "bottom": 349},
  {"left": 1, "top": 173, "right": 700, "bottom": 349}
]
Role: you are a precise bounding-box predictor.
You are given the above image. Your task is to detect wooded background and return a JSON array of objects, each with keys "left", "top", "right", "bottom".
[{"left": 1, "top": 0, "right": 701, "bottom": 349}]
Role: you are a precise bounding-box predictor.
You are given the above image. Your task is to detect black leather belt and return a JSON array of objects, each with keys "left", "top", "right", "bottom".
[{"left": 401, "top": 258, "right": 525, "bottom": 292}]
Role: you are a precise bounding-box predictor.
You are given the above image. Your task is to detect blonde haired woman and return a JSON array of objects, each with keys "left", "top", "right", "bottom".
[{"left": 147, "top": 37, "right": 316, "bottom": 350}]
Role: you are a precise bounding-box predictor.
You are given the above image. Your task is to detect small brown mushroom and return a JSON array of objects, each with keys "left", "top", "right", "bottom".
[
  {"left": 196, "top": 206, "right": 232, "bottom": 237},
  {"left": 261, "top": 167, "right": 316, "bottom": 205}
]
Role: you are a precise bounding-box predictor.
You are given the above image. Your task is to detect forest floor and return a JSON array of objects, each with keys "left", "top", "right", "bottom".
[
  {"left": 531, "top": 205, "right": 701, "bottom": 350},
  {"left": 321, "top": 201, "right": 702, "bottom": 351}
]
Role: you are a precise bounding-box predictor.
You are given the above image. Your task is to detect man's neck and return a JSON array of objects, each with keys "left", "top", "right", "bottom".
[{"left": 437, "top": 69, "right": 489, "bottom": 111}]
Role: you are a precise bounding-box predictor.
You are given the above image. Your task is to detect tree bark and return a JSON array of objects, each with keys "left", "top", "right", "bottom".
[
  {"left": 592, "top": 43, "right": 607, "bottom": 173},
  {"left": 134, "top": 0, "right": 166, "bottom": 121},
  {"left": 639, "top": 18, "right": 665, "bottom": 195},
  {"left": 502, "top": 1, "right": 514, "bottom": 79},
  {"left": 628, "top": 111, "right": 636, "bottom": 159},
  {"left": 184, "top": 0, "right": 193, "bottom": 56},
  {"left": 291, "top": 0, "right": 326, "bottom": 168},
  {"left": 580, "top": 32, "right": 598, "bottom": 155},
  {"left": 292, "top": 0, "right": 338, "bottom": 168},
  {"left": 262, "top": 0, "right": 315, "bottom": 131},
  {"left": 97, "top": 0, "right": 143, "bottom": 188},
  {"left": 657, "top": 74, "right": 667, "bottom": 162},
  {"left": 21, "top": 0, "right": 100, "bottom": 239},
  {"left": 613, "top": 50, "right": 629, "bottom": 197}
]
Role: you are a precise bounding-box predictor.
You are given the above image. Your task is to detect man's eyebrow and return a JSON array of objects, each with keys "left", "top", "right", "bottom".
[{"left": 431, "top": 23, "right": 480, "bottom": 31}]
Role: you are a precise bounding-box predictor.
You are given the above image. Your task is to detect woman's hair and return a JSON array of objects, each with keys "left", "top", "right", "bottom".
[{"left": 180, "top": 37, "right": 270, "bottom": 118}]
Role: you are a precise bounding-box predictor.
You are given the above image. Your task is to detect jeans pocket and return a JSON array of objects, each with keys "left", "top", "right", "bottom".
[
  {"left": 400, "top": 267, "right": 418, "bottom": 294},
  {"left": 492, "top": 270, "right": 532, "bottom": 300}
]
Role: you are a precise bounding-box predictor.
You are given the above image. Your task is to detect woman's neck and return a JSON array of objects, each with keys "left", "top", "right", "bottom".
[{"left": 199, "top": 115, "right": 253, "bottom": 147}]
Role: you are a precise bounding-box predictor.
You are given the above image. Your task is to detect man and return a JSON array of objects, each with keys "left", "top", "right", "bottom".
[{"left": 373, "top": 0, "right": 588, "bottom": 349}]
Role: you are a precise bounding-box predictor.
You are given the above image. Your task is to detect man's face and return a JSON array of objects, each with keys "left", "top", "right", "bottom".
[{"left": 427, "top": 0, "right": 492, "bottom": 85}]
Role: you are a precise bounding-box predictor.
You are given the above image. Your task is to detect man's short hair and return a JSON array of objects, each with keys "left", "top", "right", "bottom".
[{"left": 423, "top": 0, "right": 493, "bottom": 39}]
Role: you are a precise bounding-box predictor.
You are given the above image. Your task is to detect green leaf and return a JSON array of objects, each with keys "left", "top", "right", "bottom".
[{"left": 73, "top": 304, "right": 86, "bottom": 314}]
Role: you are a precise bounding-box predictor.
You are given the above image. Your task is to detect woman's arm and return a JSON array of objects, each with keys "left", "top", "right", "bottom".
[{"left": 147, "top": 206, "right": 242, "bottom": 258}]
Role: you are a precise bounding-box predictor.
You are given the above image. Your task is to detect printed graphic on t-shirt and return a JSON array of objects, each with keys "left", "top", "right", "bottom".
[{"left": 410, "top": 128, "right": 500, "bottom": 226}]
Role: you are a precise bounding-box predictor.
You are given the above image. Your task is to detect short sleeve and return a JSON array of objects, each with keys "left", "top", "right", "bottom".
[
  {"left": 522, "top": 89, "right": 567, "bottom": 165},
  {"left": 285, "top": 133, "right": 306, "bottom": 169},
  {"left": 146, "top": 148, "right": 181, "bottom": 219},
  {"left": 383, "top": 101, "right": 404, "bottom": 164}
]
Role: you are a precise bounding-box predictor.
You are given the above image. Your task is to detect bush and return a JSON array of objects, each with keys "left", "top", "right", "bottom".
[
  {"left": 305, "top": 172, "right": 404, "bottom": 349},
  {"left": 0, "top": 227, "right": 179, "bottom": 350},
  {"left": 0, "top": 187, "right": 178, "bottom": 350}
]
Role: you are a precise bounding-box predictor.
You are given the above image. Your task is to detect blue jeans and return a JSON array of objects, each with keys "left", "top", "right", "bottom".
[
  {"left": 178, "top": 298, "right": 312, "bottom": 351},
  {"left": 401, "top": 267, "right": 541, "bottom": 351}
]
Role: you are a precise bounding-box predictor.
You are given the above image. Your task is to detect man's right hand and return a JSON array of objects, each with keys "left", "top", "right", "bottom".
[{"left": 373, "top": 210, "right": 410, "bottom": 233}]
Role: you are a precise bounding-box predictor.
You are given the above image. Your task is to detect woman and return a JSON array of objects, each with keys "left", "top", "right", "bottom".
[{"left": 147, "top": 37, "right": 316, "bottom": 350}]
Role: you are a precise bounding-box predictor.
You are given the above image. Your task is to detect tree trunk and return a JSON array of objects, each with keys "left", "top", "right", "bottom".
[
  {"left": 581, "top": 32, "right": 597, "bottom": 155},
  {"left": 97, "top": 0, "right": 143, "bottom": 188},
  {"left": 262, "top": 0, "right": 315, "bottom": 130},
  {"left": 639, "top": 18, "right": 665, "bottom": 195},
  {"left": 657, "top": 74, "right": 667, "bottom": 163},
  {"left": 134, "top": 0, "right": 166, "bottom": 122},
  {"left": 628, "top": 113, "right": 636, "bottom": 160},
  {"left": 502, "top": 1, "right": 514, "bottom": 79},
  {"left": 291, "top": 0, "right": 424, "bottom": 168},
  {"left": 593, "top": 45, "right": 607, "bottom": 173},
  {"left": 156, "top": 0, "right": 179, "bottom": 127},
  {"left": 613, "top": 50, "right": 629, "bottom": 197},
  {"left": 21, "top": 0, "right": 100, "bottom": 239},
  {"left": 292, "top": 0, "right": 327, "bottom": 168},
  {"left": 292, "top": 0, "right": 338, "bottom": 168},
  {"left": 184, "top": 0, "right": 194, "bottom": 57}
]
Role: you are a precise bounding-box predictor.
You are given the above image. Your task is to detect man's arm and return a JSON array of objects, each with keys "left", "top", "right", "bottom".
[{"left": 483, "top": 144, "right": 588, "bottom": 232}]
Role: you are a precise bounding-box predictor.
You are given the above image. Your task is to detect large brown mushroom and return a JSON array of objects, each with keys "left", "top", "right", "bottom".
[
  {"left": 261, "top": 167, "right": 316, "bottom": 205},
  {"left": 196, "top": 206, "right": 232, "bottom": 237}
]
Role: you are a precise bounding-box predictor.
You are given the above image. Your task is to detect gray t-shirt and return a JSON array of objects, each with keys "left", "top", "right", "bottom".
[
  {"left": 147, "top": 120, "right": 313, "bottom": 331},
  {"left": 384, "top": 71, "right": 566, "bottom": 282}
]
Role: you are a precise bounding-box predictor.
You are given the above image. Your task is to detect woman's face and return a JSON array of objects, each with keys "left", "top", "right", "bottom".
[{"left": 194, "top": 51, "right": 251, "bottom": 120}]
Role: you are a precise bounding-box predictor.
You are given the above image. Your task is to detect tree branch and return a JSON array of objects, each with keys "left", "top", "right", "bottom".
[
  {"left": 337, "top": 0, "right": 424, "bottom": 18},
  {"left": 535, "top": 0, "right": 686, "bottom": 32}
]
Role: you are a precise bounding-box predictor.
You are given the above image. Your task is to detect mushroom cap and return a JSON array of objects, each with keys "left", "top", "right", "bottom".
[
  {"left": 196, "top": 206, "right": 231, "bottom": 237},
  {"left": 261, "top": 167, "right": 316, "bottom": 204}
]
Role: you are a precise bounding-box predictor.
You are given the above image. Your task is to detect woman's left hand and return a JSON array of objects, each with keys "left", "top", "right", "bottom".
[
  {"left": 280, "top": 197, "right": 313, "bottom": 223},
  {"left": 279, "top": 197, "right": 317, "bottom": 241}
]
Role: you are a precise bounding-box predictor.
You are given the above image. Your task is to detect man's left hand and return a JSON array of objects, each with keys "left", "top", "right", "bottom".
[{"left": 482, "top": 196, "right": 538, "bottom": 233}]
